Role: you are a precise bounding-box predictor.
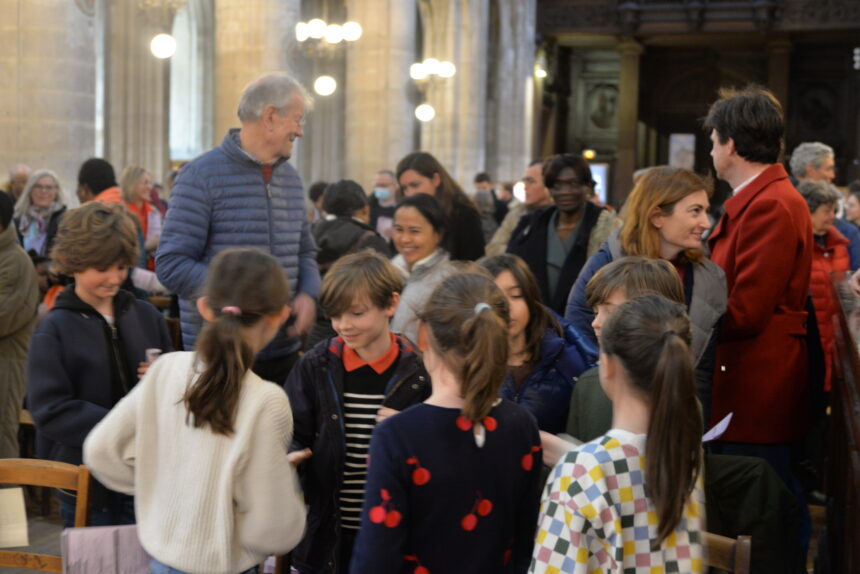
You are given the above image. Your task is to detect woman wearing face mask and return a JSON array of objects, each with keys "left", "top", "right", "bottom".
[
  {"left": 389, "top": 194, "right": 457, "bottom": 344},
  {"left": 564, "top": 166, "right": 726, "bottom": 425},
  {"left": 369, "top": 170, "right": 399, "bottom": 241},
  {"left": 13, "top": 169, "right": 68, "bottom": 256}
]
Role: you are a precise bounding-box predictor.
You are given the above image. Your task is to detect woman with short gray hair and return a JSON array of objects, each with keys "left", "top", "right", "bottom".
[{"left": 13, "top": 169, "right": 67, "bottom": 256}]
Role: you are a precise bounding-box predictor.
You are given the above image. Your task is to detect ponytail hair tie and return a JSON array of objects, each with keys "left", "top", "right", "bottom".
[
  {"left": 474, "top": 302, "right": 491, "bottom": 315},
  {"left": 221, "top": 306, "right": 242, "bottom": 316},
  {"left": 660, "top": 329, "right": 676, "bottom": 342}
]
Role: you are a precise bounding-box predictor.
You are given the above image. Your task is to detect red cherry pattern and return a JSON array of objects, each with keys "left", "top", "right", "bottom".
[
  {"left": 521, "top": 445, "right": 542, "bottom": 471},
  {"left": 404, "top": 554, "right": 429, "bottom": 574},
  {"left": 461, "top": 491, "right": 493, "bottom": 531},
  {"left": 369, "top": 488, "right": 401, "bottom": 528},
  {"left": 407, "top": 456, "right": 432, "bottom": 485},
  {"left": 455, "top": 415, "right": 498, "bottom": 432}
]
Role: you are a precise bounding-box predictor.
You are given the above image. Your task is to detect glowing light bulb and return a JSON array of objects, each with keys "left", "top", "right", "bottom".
[
  {"left": 410, "top": 63, "right": 428, "bottom": 80},
  {"left": 422, "top": 58, "right": 440, "bottom": 76},
  {"left": 307, "top": 18, "right": 326, "bottom": 39},
  {"left": 415, "top": 104, "right": 436, "bottom": 122},
  {"left": 583, "top": 149, "right": 596, "bottom": 160},
  {"left": 314, "top": 75, "right": 337, "bottom": 96},
  {"left": 342, "top": 21, "right": 363, "bottom": 42},
  {"left": 535, "top": 67, "right": 547, "bottom": 78},
  {"left": 437, "top": 61, "right": 456, "bottom": 78},
  {"left": 295, "top": 22, "right": 309, "bottom": 42},
  {"left": 150, "top": 33, "right": 176, "bottom": 59},
  {"left": 324, "top": 24, "right": 343, "bottom": 44}
]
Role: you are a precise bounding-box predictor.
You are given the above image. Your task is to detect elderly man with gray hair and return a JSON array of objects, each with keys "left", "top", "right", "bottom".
[
  {"left": 156, "top": 72, "right": 321, "bottom": 384},
  {"left": 789, "top": 141, "right": 860, "bottom": 270}
]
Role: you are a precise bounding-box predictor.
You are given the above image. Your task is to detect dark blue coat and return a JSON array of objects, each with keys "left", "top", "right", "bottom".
[
  {"left": 156, "top": 129, "right": 320, "bottom": 359},
  {"left": 27, "top": 287, "right": 172, "bottom": 469},
  {"left": 499, "top": 315, "right": 593, "bottom": 434},
  {"left": 284, "top": 335, "right": 431, "bottom": 574}
]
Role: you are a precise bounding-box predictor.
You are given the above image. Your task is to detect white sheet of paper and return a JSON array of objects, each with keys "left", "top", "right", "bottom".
[
  {"left": 0, "top": 487, "right": 29, "bottom": 548},
  {"left": 702, "top": 412, "right": 733, "bottom": 442}
]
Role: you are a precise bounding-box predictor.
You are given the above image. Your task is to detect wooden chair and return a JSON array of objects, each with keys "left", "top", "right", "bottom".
[
  {"left": 0, "top": 458, "right": 91, "bottom": 572},
  {"left": 703, "top": 531, "right": 752, "bottom": 574}
]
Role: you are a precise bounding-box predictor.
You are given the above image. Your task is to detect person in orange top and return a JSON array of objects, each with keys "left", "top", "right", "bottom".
[
  {"left": 76, "top": 158, "right": 123, "bottom": 205},
  {"left": 797, "top": 180, "right": 850, "bottom": 393},
  {"left": 120, "top": 166, "right": 162, "bottom": 271}
]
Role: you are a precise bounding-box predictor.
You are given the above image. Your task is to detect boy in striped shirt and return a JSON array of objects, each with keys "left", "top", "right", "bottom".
[{"left": 285, "top": 250, "right": 431, "bottom": 573}]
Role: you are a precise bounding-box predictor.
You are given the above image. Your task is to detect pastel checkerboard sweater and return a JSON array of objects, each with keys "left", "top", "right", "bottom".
[
  {"left": 530, "top": 429, "right": 705, "bottom": 573},
  {"left": 84, "top": 352, "right": 306, "bottom": 574}
]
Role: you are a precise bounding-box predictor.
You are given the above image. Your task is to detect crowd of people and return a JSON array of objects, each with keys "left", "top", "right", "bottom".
[{"left": 3, "top": 71, "right": 860, "bottom": 574}]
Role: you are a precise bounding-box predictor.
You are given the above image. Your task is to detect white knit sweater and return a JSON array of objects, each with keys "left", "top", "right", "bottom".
[{"left": 83, "top": 352, "right": 307, "bottom": 574}]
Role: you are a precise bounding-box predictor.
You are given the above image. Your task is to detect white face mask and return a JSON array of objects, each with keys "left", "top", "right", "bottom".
[{"left": 374, "top": 187, "right": 392, "bottom": 202}]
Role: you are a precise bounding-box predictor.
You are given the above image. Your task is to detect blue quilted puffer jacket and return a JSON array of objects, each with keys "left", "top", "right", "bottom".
[
  {"left": 499, "top": 311, "right": 595, "bottom": 434},
  {"left": 156, "top": 129, "right": 320, "bottom": 359}
]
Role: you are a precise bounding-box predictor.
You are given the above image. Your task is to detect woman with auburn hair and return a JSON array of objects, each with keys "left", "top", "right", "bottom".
[
  {"left": 564, "top": 166, "right": 726, "bottom": 423},
  {"left": 350, "top": 272, "right": 543, "bottom": 573},
  {"left": 532, "top": 294, "right": 706, "bottom": 573},
  {"left": 479, "top": 254, "right": 591, "bottom": 434},
  {"left": 396, "top": 151, "right": 485, "bottom": 261}
]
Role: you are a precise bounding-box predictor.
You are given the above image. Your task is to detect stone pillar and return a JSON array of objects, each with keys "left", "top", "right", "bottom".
[
  {"left": 486, "top": 0, "right": 536, "bottom": 181},
  {"left": 344, "top": 0, "right": 417, "bottom": 187},
  {"left": 213, "top": 0, "right": 300, "bottom": 141},
  {"left": 767, "top": 36, "right": 791, "bottom": 112},
  {"left": 104, "top": 1, "right": 173, "bottom": 182},
  {"left": 614, "top": 39, "right": 642, "bottom": 204},
  {"left": 422, "top": 0, "right": 490, "bottom": 188},
  {"left": 0, "top": 0, "right": 97, "bottom": 193}
]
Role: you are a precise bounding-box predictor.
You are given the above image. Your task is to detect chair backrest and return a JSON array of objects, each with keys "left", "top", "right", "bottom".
[
  {"left": 0, "top": 458, "right": 91, "bottom": 573},
  {"left": 703, "top": 531, "right": 752, "bottom": 574}
]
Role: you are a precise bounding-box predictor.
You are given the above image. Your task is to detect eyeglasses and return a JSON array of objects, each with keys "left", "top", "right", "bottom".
[
  {"left": 32, "top": 184, "right": 58, "bottom": 192},
  {"left": 551, "top": 178, "right": 590, "bottom": 192}
]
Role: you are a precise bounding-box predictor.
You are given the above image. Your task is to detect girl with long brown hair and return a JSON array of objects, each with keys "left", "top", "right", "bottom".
[
  {"left": 351, "top": 272, "right": 543, "bottom": 573},
  {"left": 479, "top": 254, "right": 591, "bottom": 434},
  {"left": 531, "top": 294, "right": 706, "bottom": 573},
  {"left": 85, "top": 248, "right": 306, "bottom": 574}
]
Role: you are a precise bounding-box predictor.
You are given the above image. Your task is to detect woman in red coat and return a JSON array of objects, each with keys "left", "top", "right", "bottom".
[{"left": 798, "top": 180, "right": 850, "bottom": 392}]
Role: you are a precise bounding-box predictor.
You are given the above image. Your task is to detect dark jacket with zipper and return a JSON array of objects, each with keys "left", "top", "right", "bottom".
[
  {"left": 499, "top": 315, "right": 593, "bottom": 435},
  {"left": 284, "top": 335, "right": 431, "bottom": 574},
  {"left": 506, "top": 202, "right": 605, "bottom": 314},
  {"left": 27, "top": 286, "right": 172, "bottom": 507}
]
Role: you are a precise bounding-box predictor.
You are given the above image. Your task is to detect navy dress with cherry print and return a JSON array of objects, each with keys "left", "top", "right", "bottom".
[{"left": 350, "top": 400, "right": 543, "bottom": 574}]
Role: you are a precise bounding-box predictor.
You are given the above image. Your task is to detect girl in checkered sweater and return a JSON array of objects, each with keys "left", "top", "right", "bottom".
[{"left": 531, "top": 294, "right": 706, "bottom": 573}]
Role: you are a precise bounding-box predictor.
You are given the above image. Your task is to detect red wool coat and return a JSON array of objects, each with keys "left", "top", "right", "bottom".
[
  {"left": 708, "top": 164, "right": 813, "bottom": 444},
  {"left": 809, "top": 226, "right": 850, "bottom": 392}
]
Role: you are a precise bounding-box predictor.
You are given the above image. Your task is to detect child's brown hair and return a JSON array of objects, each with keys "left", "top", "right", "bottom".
[
  {"left": 319, "top": 250, "right": 404, "bottom": 318},
  {"left": 50, "top": 202, "right": 139, "bottom": 275}
]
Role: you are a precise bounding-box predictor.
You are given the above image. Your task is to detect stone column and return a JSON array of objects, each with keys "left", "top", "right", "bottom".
[
  {"left": 213, "top": 0, "right": 300, "bottom": 141},
  {"left": 104, "top": 1, "right": 173, "bottom": 182},
  {"left": 614, "top": 39, "right": 643, "bottom": 204},
  {"left": 422, "top": 0, "right": 490, "bottom": 188},
  {"left": 767, "top": 36, "right": 791, "bottom": 112},
  {"left": 344, "top": 0, "right": 417, "bottom": 186},
  {"left": 0, "top": 0, "right": 97, "bottom": 193},
  {"left": 485, "top": 0, "right": 536, "bottom": 182}
]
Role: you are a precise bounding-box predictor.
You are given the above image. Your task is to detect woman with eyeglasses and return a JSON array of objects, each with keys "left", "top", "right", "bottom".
[
  {"left": 506, "top": 153, "right": 620, "bottom": 315},
  {"left": 13, "top": 169, "right": 68, "bottom": 256}
]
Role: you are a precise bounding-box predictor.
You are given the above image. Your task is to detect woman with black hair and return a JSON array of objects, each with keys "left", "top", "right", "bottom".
[{"left": 396, "top": 151, "right": 485, "bottom": 261}]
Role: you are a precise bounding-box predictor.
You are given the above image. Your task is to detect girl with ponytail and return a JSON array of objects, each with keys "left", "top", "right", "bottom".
[
  {"left": 531, "top": 294, "right": 706, "bottom": 573},
  {"left": 85, "top": 248, "right": 306, "bottom": 574},
  {"left": 351, "top": 272, "right": 543, "bottom": 574}
]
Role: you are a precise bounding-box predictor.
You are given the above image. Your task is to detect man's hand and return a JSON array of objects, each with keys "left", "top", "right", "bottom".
[
  {"left": 288, "top": 293, "right": 316, "bottom": 337},
  {"left": 376, "top": 407, "right": 400, "bottom": 424}
]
